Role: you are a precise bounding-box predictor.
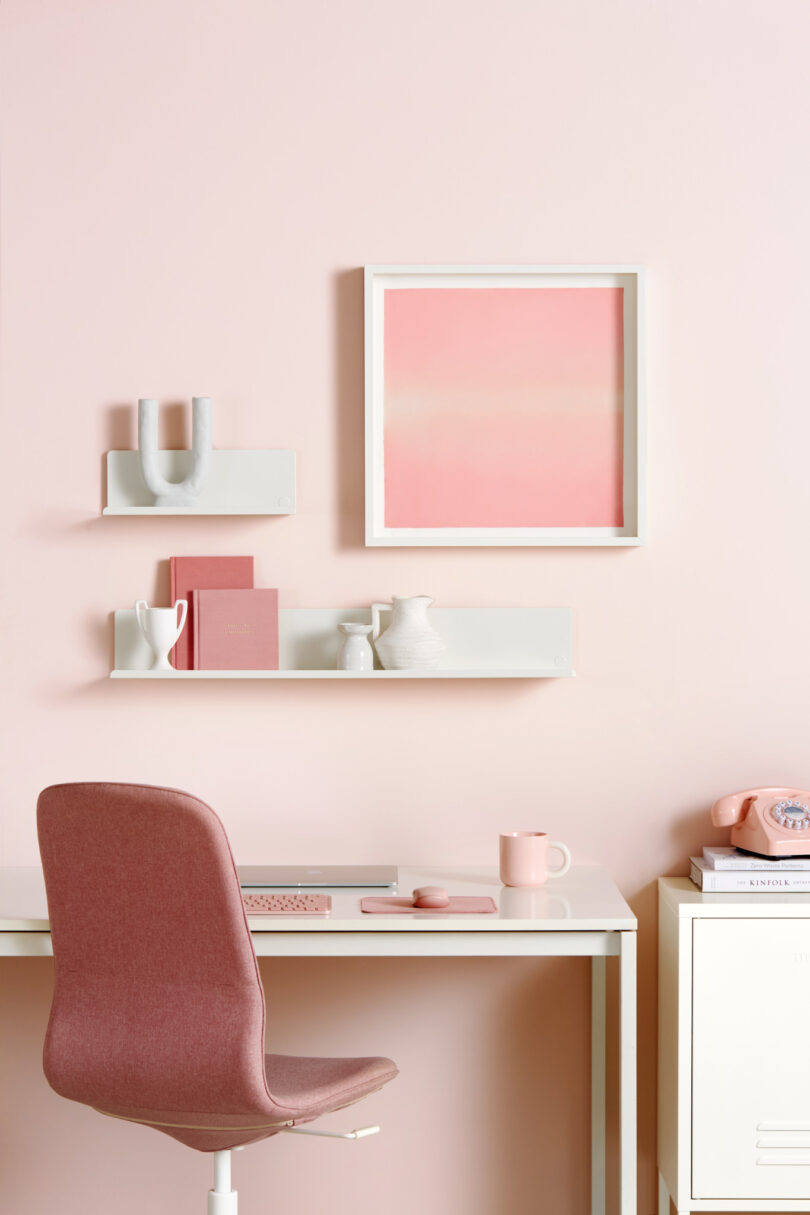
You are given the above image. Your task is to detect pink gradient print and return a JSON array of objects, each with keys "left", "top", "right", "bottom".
[{"left": 383, "top": 286, "right": 624, "bottom": 528}]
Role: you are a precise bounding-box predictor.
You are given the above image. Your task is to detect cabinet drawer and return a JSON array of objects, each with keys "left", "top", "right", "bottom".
[{"left": 692, "top": 918, "right": 810, "bottom": 1199}]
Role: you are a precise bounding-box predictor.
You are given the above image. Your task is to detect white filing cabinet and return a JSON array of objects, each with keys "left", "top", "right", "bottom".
[{"left": 658, "top": 879, "right": 810, "bottom": 1213}]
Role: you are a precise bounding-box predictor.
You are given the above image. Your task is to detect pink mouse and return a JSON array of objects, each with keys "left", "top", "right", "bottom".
[{"left": 412, "top": 885, "right": 450, "bottom": 909}]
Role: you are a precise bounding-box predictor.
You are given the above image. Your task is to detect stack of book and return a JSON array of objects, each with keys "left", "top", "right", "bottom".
[
  {"left": 170, "top": 555, "right": 279, "bottom": 671},
  {"left": 690, "top": 847, "right": 810, "bottom": 892}
]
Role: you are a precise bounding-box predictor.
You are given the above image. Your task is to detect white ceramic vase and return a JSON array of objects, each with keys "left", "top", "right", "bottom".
[
  {"left": 138, "top": 397, "right": 212, "bottom": 507},
  {"left": 371, "top": 596, "right": 444, "bottom": 670},
  {"left": 135, "top": 600, "right": 188, "bottom": 671},
  {"left": 337, "top": 623, "right": 374, "bottom": 672}
]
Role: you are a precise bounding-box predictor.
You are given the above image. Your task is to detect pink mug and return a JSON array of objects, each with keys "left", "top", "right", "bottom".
[{"left": 499, "top": 831, "right": 572, "bottom": 887}]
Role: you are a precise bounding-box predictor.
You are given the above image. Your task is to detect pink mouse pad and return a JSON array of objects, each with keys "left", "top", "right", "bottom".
[{"left": 360, "top": 896, "right": 497, "bottom": 914}]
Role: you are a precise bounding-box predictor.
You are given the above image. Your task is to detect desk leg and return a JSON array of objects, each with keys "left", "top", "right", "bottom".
[
  {"left": 591, "top": 956, "right": 606, "bottom": 1215},
  {"left": 619, "top": 931, "right": 637, "bottom": 1215}
]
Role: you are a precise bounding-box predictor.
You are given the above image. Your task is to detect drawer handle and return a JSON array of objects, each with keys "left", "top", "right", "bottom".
[
  {"left": 757, "top": 1155, "right": 810, "bottom": 1166},
  {"left": 758, "top": 1122, "right": 810, "bottom": 1131}
]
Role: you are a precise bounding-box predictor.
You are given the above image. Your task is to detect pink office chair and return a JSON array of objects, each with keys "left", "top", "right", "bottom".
[{"left": 37, "top": 782, "right": 398, "bottom": 1214}]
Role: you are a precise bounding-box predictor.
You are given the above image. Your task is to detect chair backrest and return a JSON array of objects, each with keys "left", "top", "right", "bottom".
[{"left": 37, "top": 782, "right": 270, "bottom": 1121}]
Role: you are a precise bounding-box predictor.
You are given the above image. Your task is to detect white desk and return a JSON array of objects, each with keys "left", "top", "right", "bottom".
[{"left": 0, "top": 864, "right": 637, "bottom": 1215}]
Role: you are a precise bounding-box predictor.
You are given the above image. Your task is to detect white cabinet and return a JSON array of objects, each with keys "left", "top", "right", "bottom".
[{"left": 658, "top": 880, "right": 810, "bottom": 1214}]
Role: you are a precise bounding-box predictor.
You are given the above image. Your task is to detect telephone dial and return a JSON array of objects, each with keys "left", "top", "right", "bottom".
[{"left": 711, "top": 786, "right": 810, "bottom": 857}]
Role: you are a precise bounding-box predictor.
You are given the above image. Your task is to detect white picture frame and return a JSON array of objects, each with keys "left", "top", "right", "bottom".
[{"left": 364, "top": 264, "right": 645, "bottom": 546}]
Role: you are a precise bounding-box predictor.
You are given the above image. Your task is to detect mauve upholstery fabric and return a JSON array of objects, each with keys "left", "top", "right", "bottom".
[{"left": 37, "top": 783, "right": 397, "bottom": 1152}]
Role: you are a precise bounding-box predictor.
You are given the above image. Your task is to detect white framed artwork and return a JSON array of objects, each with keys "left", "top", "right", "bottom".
[{"left": 364, "top": 264, "right": 645, "bottom": 546}]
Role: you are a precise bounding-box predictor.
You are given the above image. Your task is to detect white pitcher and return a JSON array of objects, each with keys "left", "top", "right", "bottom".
[
  {"left": 371, "top": 596, "right": 444, "bottom": 670},
  {"left": 135, "top": 600, "right": 188, "bottom": 671}
]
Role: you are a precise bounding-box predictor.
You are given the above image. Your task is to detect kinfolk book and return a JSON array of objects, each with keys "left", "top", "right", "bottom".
[
  {"left": 192, "top": 588, "right": 279, "bottom": 670},
  {"left": 690, "top": 856, "right": 810, "bottom": 892}
]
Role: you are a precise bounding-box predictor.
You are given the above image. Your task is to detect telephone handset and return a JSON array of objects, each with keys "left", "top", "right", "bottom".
[{"left": 711, "top": 786, "right": 810, "bottom": 856}]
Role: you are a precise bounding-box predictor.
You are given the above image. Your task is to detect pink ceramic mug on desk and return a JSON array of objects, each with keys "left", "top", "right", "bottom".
[{"left": 499, "top": 831, "right": 571, "bottom": 887}]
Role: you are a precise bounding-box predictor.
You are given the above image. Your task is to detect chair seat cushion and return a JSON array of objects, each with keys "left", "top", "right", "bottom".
[
  {"left": 96, "top": 1051, "right": 398, "bottom": 1152},
  {"left": 264, "top": 1052, "right": 398, "bottom": 1121}
]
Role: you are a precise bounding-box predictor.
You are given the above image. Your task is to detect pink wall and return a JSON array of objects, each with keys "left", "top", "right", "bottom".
[{"left": 1, "top": 1, "right": 809, "bottom": 1212}]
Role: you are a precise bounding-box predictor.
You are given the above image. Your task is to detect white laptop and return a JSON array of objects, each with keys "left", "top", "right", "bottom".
[{"left": 237, "top": 864, "right": 398, "bottom": 888}]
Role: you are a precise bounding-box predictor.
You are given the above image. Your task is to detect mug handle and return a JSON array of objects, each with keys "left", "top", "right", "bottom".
[
  {"left": 135, "top": 600, "right": 148, "bottom": 635},
  {"left": 547, "top": 841, "right": 571, "bottom": 879},
  {"left": 370, "top": 602, "right": 390, "bottom": 642},
  {"left": 174, "top": 598, "right": 188, "bottom": 642}
]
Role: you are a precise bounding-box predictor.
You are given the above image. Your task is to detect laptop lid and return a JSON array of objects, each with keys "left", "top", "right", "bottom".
[{"left": 237, "top": 864, "right": 398, "bottom": 888}]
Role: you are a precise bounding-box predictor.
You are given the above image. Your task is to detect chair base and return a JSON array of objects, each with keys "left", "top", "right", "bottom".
[{"left": 204, "top": 1123, "right": 380, "bottom": 1211}]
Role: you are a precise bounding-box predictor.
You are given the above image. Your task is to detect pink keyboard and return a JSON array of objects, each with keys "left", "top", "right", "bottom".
[{"left": 242, "top": 892, "right": 331, "bottom": 915}]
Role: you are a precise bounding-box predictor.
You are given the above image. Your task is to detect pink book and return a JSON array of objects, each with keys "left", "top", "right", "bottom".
[
  {"left": 192, "top": 588, "right": 279, "bottom": 670},
  {"left": 170, "top": 556, "right": 254, "bottom": 669}
]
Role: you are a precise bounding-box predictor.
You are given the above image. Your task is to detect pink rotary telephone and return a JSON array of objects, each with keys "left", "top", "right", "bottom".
[{"left": 711, "top": 786, "right": 810, "bottom": 857}]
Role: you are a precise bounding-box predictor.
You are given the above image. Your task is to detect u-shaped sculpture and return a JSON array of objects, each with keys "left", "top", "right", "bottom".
[{"left": 137, "top": 397, "right": 213, "bottom": 507}]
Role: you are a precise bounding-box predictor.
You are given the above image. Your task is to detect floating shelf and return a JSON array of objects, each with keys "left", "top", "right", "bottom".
[
  {"left": 112, "top": 607, "right": 574, "bottom": 680},
  {"left": 103, "top": 450, "right": 296, "bottom": 515},
  {"left": 111, "top": 669, "right": 565, "bottom": 679}
]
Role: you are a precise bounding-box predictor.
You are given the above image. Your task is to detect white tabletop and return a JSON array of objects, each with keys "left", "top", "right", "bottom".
[{"left": 0, "top": 865, "right": 635, "bottom": 934}]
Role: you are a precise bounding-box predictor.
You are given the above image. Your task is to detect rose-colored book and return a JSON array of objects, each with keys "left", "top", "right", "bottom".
[
  {"left": 170, "top": 556, "right": 254, "bottom": 669},
  {"left": 192, "top": 588, "right": 279, "bottom": 670}
]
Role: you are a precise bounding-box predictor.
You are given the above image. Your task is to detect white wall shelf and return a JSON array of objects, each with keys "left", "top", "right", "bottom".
[
  {"left": 103, "top": 450, "right": 296, "bottom": 515},
  {"left": 111, "top": 668, "right": 565, "bottom": 680},
  {"left": 112, "top": 607, "right": 574, "bottom": 679}
]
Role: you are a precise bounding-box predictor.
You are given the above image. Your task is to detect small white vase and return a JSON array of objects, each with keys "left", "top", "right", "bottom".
[
  {"left": 135, "top": 600, "right": 188, "bottom": 671},
  {"left": 337, "top": 623, "right": 374, "bottom": 672},
  {"left": 371, "top": 596, "right": 444, "bottom": 670}
]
